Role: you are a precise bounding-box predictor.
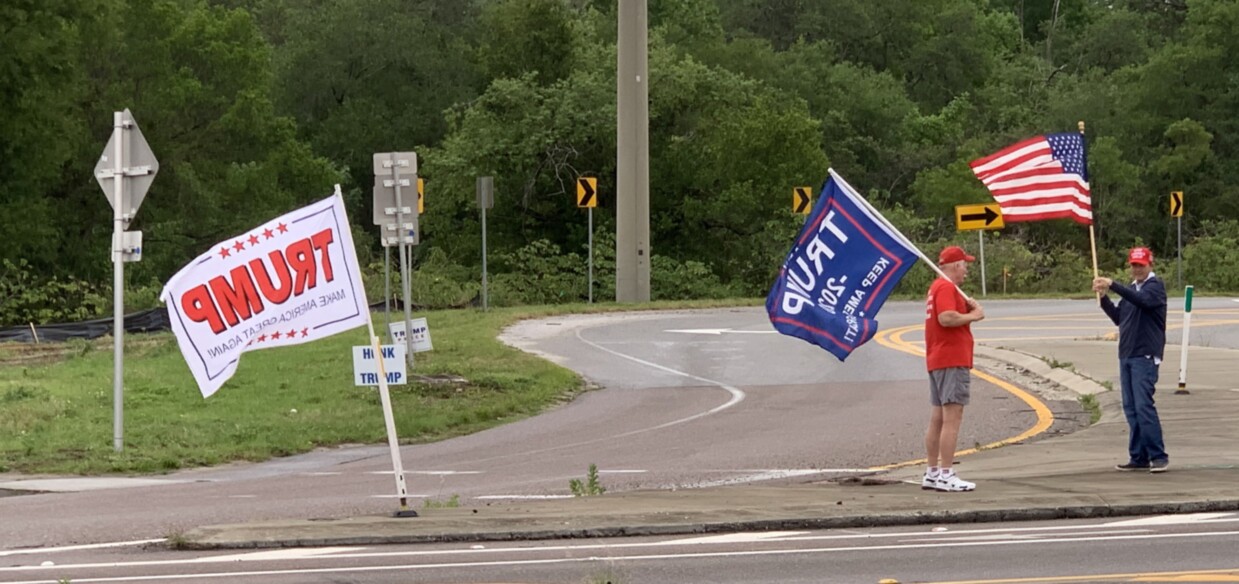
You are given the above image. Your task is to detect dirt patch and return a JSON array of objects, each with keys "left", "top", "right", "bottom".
[{"left": 0, "top": 343, "right": 76, "bottom": 366}]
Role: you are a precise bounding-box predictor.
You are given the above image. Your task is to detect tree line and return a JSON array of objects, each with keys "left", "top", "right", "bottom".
[{"left": 3, "top": 0, "right": 1237, "bottom": 324}]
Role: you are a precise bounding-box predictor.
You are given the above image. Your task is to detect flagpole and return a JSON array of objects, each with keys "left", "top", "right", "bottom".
[
  {"left": 1081, "top": 120, "right": 1102, "bottom": 299},
  {"left": 828, "top": 169, "right": 973, "bottom": 301},
  {"left": 340, "top": 181, "right": 416, "bottom": 518}
]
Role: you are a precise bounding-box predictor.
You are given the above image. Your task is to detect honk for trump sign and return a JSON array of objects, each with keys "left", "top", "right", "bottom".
[{"left": 161, "top": 190, "right": 369, "bottom": 397}]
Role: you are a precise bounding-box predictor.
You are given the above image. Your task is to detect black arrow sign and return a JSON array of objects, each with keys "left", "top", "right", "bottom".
[
  {"left": 1171, "top": 192, "right": 1183, "bottom": 217},
  {"left": 794, "top": 188, "right": 811, "bottom": 213},
  {"left": 578, "top": 178, "right": 595, "bottom": 207},
  {"left": 961, "top": 206, "right": 1001, "bottom": 226}
]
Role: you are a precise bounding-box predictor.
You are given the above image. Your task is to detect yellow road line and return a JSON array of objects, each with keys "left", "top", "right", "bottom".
[{"left": 868, "top": 323, "right": 1054, "bottom": 471}]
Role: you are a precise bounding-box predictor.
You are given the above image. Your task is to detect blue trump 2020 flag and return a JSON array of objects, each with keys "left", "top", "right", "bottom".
[{"left": 766, "top": 171, "right": 920, "bottom": 361}]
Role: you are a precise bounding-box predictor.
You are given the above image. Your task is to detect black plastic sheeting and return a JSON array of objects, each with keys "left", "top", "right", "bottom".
[
  {"left": 0, "top": 299, "right": 449, "bottom": 343},
  {"left": 0, "top": 308, "right": 171, "bottom": 343}
]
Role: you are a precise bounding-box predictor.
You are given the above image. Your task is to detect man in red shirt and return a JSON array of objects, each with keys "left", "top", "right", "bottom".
[{"left": 922, "top": 246, "right": 985, "bottom": 492}]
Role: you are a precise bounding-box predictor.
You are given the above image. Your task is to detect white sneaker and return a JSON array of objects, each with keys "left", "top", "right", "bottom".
[
  {"left": 935, "top": 472, "right": 976, "bottom": 492},
  {"left": 921, "top": 473, "right": 940, "bottom": 490}
]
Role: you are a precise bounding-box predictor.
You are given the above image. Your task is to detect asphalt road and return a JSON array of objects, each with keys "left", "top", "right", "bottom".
[
  {"left": 2, "top": 297, "right": 1234, "bottom": 555},
  {"left": 4, "top": 513, "right": 1239, "bottom": 583}
]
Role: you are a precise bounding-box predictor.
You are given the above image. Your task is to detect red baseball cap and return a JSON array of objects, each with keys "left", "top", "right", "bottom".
[
  {"left": 1128, "top": 247, "right": 1153, "bottom": 266},
  {"left": 938, "top": 245, "right": 976, "bottom": 264}
]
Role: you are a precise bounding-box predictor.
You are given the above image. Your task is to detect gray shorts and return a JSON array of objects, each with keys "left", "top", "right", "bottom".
[{"left": 929, "top": 367, "right": 971, "bottom": 406}]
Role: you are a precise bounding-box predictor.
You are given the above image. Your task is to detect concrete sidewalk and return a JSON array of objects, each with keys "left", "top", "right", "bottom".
[{"left": 183, "top": 339, "right": 1239, "bottom": 549}]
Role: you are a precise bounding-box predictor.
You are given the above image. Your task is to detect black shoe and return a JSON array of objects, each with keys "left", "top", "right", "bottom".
[
  {"left": 1149, "top": 460, "right": 1170, "bottom": 473},
  {"left": 1115, "top": 461, "right": 1150, "bottom": 471}
]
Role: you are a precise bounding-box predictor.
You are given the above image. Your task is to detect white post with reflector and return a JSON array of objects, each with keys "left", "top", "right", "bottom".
[{"left": 1176, "top": 285, "right": 1193, "bottom": 395}]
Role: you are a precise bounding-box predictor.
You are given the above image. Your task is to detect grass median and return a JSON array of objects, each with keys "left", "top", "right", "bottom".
[{"left": 0, "top": 299, "right": 754, "bottom": 476}]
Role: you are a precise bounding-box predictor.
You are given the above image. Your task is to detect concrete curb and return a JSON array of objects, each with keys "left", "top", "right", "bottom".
[
  {"left": 183, "top": 499, "right": 1239, "bottom": 549},
  {"left": 975, "top": 344, "right": 1110, "bottom": 397}
]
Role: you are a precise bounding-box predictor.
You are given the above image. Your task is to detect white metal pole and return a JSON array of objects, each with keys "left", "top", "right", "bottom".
[
  {"left": 112, "top": 111, "right": 125, "bottom": 453},
  {"left": 1176, "top": 285, "right": 1193, "bottom": 395}
]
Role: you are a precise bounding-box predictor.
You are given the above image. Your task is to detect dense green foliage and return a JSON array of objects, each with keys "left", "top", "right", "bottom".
[{"left": 3, "top": 0, "right": 1236, "bottom": 324}]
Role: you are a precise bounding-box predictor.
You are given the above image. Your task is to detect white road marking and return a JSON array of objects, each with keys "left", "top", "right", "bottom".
[
  {"left": 0, "top": 539, "right": 164, "bottom": 557},
  {"left": 669, "top": 532, "right": 810, "bottom": 545},
  {"left": 596, "top": 469, "right": 647, "bottom": 474},
  {"left": 474, "top": 495, "right": 574, "bottom": 500},
  {"left": 1103, "top": 512, "right": 1237, "bottom": 527},
  {"left": 367, "top": 470, "right": 483, "bottom": 476},
  {"left": 8, "top": 530, "right": 1239, "bottom": 582},
  {"left": 663, "top": 328, "right": 775, "bottom": 335},
  {"left": 202, "top": 547, "right": 362, "bottom": 563},
  {"left": 574, "top": 328, "right": 746, "bottom": 431}
]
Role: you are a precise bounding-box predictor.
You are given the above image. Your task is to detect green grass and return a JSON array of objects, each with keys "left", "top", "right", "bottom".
[
  {"left": 1078, "top": 394, "right": 1102, "bottom": 424},
  {"left": 0, "top": 299, "right": 752, "bottom": 475}
]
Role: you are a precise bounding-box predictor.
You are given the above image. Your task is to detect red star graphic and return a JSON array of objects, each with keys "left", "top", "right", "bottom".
[
  {"left": 246, "top": 339, "right": 254, "bottom": 346},
  {"left": 300, "top": 328, "right": 309, "bottom": 337},
  {"left": 262, "top": 227, "right": 275, "bottom": 239},
  {"left": 258, "top": 334, "right": 267, "bottom": 342},
  {"left": 233, "top": 240, "right": 245, "bottom": 252},
  {"left": 286, "top": 329, "right": 296, "bottom": 338},
  {"left": 271, "top": 331, "right": 282, "bottom": 340},
  {"left": 219, "top": 247, "right": 231, "bottom": 259},
  {"left": 277, "top": 222, "right": 288, "bottom": 233},
  {"left": 247, "top": 234, "right": 259, "bottom": 246}
]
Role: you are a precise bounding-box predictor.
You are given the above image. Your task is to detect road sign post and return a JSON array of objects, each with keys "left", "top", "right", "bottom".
[
  {"left": 1171, "top": 191, "right": 1184, "bottom": 289},
  {"left": 978, "top": 231, "right": 986, "bottom": 296},
  {"left": 373, "top": 152, "right": 418, "bottom": 367},
  {"left": 94, "top": 109, "right": 158, "bottom": 452},
  {"left": 577, "top": 177, "right": 598, "bottom": 303},
  {"left": 477, "top": 176, "right": 494, "bottom": 311},
  {"left": 954, "top": 203, "right": 1005, "bottom": 298}
]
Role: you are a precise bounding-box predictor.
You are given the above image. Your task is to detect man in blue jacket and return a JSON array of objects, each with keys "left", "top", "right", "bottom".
[{"left": 1092, "top": 246, "right": 1169, "bottom": 473}]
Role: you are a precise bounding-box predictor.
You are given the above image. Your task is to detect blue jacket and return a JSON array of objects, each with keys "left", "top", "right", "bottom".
[{"left": 1100, "top": 274, "right": 1166, "bottom": 360}]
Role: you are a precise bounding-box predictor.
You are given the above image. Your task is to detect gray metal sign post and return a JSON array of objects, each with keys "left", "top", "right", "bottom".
[
  {"left": 373, "top": 152, "right": 418, "bottom": 367},
  {"left": 477, "top": 177, "right": 494, "bottom": 311},
  {"left": 589, "top": 207, "right": 594, "bottom": 303},
  {"left": 94, "top": 109, "right": 158, "bottom": 452}
]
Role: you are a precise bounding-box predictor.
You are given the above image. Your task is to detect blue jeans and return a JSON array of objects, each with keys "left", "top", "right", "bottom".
[{"left": 1119, "top": 357, "right": 1167, "bottom": 464}]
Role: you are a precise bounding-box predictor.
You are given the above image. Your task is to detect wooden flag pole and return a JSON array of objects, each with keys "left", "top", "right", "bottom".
[{"left": 1081, "top": 120, "right": 1101, "bottom": 299}]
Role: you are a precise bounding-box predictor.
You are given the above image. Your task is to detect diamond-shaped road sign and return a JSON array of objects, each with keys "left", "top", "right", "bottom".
[{"left": 95, "top": 109, "right": 158, "bottom": 225}]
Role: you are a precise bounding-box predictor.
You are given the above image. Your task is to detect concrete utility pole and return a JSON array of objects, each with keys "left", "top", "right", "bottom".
[{"left": 616, "top": 0, "right": 650, "bottom": 302}]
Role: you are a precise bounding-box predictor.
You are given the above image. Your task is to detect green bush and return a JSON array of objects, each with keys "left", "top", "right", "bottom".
[
  {"left": 651, "top": 256, "right": 737, "bottom": 301},
  {"left": 1182, "top": 220, "right": 1239, "bottom": 291},
  {"left": 490, "top": 239, "right": 589, "bottom": 306},
  {"left": 0, "top": 259, "right": 110, "bottom": 325}
]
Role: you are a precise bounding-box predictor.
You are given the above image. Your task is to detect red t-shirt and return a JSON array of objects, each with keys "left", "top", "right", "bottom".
[{"left": 925, "top": 277, "right": 973, "bottom": 371}]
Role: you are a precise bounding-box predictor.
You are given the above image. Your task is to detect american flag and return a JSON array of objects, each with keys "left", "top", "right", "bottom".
[{"left": 969, "top": 132, "right": 1092, "bottom": 225}]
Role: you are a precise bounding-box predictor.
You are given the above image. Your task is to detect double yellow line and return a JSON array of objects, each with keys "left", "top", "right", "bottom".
[{"left": 868, "top": 323, "right": 1055, "bottom": 471}]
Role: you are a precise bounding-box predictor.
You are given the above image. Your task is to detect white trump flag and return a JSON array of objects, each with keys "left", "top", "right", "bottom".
[{"left": 161, "top": 189, "right": 369, "bottom": 397}]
